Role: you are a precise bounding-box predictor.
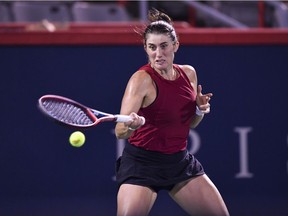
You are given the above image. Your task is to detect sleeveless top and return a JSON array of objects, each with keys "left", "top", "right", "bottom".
[{"left": 128, "top": 64, "right": 197, "bottom": 154}]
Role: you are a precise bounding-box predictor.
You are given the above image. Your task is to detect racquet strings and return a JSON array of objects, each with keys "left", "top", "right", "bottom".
[{"left": 41, "top": 99, "right": 94, "bottom": 126}]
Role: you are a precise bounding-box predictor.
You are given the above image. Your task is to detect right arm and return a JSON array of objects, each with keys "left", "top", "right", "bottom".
[{"left": 115, "top": 70, "right": 152, "bottom": 139}]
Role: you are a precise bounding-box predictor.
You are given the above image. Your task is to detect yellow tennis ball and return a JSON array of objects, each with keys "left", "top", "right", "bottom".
[{"left": 69, "top": 131, "right": 85, "bottom": 147}]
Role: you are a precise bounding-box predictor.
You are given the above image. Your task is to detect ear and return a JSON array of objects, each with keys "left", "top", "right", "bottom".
[
  {"left": 144, "top": 44, "right": 147, "bottom": 52},
  {"left": 173, "top": 41, "right": 180, "bottom": 53}
]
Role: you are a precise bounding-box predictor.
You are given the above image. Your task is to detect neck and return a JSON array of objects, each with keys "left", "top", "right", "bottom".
[
  {"left": 152, "top": 65, "right": 177, "bottom": 81},
  {"left": 161, "top": 70, "right": 176, "bottom": 80}
]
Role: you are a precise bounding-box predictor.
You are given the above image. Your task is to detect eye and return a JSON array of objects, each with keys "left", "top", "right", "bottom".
[
  {"left": 148, "top": 45, "right": 156, "bottom": 51},
  {"left": 160, "top": 43, "right": 168, "bottom": 49}
]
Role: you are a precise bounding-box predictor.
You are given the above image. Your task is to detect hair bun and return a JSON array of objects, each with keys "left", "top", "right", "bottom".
[{"left": 148, "top": 8, "right": 172, "bottom": 25}]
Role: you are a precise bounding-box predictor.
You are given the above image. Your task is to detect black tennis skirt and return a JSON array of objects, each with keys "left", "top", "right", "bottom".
[{"left": 116, "top": 143, "right": 205, "bottom": 192}]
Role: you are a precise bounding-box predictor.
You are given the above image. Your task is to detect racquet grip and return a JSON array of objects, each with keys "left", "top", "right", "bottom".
[
  {"left": 115, "top": 115, "right": 132, "bottom": 122},
  {"left": 115, "top": 115, "right": 145, "bottom": 125}
]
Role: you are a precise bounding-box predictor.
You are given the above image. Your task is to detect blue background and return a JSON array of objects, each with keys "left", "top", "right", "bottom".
[{"left": 0, "top": 44, "right": 287, "bottom": 215}]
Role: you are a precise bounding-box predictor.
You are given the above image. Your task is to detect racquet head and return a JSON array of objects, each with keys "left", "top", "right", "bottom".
[{"left": 38, "top": 95, "right": 105, "bottom": 128}]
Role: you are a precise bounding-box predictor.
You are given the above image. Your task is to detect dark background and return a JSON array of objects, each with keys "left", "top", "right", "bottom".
[{"left": 0, "top": 44, "right": 287, "bottom": 216}]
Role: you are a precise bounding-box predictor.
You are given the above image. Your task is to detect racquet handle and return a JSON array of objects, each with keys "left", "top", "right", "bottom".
[{"left": 115, "top": 115, "right": 145, "bottom": 125}]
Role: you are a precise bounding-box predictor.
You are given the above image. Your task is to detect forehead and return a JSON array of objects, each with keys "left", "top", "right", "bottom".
[{"left": 146, "top": 33, "right": 172, "bottom": 45}]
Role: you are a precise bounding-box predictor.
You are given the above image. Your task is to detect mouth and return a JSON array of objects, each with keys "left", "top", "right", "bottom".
[{"left": 155, "top": 59, "right": 165, "bottom": 65}]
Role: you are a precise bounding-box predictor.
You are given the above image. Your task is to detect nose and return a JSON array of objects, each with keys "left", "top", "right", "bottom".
[{"left": 156, "top": 47, "right": 162, "bottom": 57}]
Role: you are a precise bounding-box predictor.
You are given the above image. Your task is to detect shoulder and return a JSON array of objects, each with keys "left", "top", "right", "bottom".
[
  {"left": 177, "top": 64, "right": 197, "bottom": 83},
  {"left": 127, "top": 70, "right": 154, "bottom": 92},
  {"left": 130, "top": 70, "right": 153, "bottom": 84}
]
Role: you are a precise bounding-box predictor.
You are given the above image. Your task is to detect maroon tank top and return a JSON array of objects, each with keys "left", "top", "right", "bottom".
[{"left": 128, "top": 64, "right": 197, "bottom": 154}]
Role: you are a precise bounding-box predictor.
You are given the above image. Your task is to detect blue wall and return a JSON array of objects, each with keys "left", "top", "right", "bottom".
[{"left": 0, "top": 44, "right": 287, "bottom": 216}]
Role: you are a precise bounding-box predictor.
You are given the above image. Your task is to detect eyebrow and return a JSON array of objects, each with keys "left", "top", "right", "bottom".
[{"left": 147, "top": 42, "right": 168, "bottom": 46}]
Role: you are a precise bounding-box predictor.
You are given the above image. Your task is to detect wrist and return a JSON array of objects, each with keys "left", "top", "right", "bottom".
[{"left": 196, "top": 106, "right": 204, "bottom": 116}]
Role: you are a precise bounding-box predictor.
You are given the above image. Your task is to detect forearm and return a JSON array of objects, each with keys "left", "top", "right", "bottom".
[{"left": 190, "top": 114, "right": 204, "bottom": 129}]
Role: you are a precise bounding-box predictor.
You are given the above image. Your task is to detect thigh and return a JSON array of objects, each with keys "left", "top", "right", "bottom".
[
  {"left": 117, "top": 184, "right": 157, "bottom": 216},
  {"left": 169, "top": 174, "right": 230, "bottom": 216}
]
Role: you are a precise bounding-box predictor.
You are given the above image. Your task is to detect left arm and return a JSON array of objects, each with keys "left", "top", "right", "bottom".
[{"left": 179, "top": 65, "right": 213, "bottom": 128}]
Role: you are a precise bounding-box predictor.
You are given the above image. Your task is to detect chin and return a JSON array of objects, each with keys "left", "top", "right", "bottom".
[{"left": 155, "top": 63, "right": 168, "bottom": 70}]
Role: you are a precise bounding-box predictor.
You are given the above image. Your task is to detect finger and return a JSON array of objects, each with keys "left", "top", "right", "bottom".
[
  {"left": 205, "top": 93, "right": 213, "bottom": 98},
  {"left": 205, "top": 95, "right": 212, "bottom": 102},
  {"left": 202, "top": 107, "right": 210, "bottom": 114},
  {"left": 197, "top": 84, "right": 202, "bottom": 95},
  {"left": 127, "top": 113, "right": 145, "bottom": 129},
  {"left": 202, "top": 93, "right": 213, "bottom": 102},
  {"left": 139, "top": 116, "right": 145, "bottom": 125},
  {"left": 200, "top": 108, "right": 210, "bottom": 114},
  {"left": 198, "top": 103, "right": 210, "bottom": 111},
  {"left": 124, "top": 113, "right": 136, "bottom": 126}
]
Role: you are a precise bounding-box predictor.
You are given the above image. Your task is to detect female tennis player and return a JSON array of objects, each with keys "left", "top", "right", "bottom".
[{"left": 115, "top": 8, "right": 230, "bottom": 216}]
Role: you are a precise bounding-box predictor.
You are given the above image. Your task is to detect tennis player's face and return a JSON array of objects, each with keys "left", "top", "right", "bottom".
[{"left": 145, "top": 33, "right": 179, "bottom": 71}]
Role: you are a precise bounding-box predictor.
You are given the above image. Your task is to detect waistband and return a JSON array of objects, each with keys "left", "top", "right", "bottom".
[{"left": 124, "top": 143, "right": 188, "bottom": 164}]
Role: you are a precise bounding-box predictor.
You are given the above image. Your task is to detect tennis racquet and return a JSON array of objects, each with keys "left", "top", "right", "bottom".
[{"left": 38, "top": 94, "right": 145, "bottom": 129}]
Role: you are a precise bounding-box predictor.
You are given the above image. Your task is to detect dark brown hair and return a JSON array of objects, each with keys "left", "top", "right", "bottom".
[{"left": 141, "top": 8, "right": 178, "bottom": 46}]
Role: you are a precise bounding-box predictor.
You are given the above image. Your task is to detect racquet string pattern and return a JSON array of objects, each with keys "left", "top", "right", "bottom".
[{"left": 42, "top": 99, "right": 94, "bottom": 126}]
